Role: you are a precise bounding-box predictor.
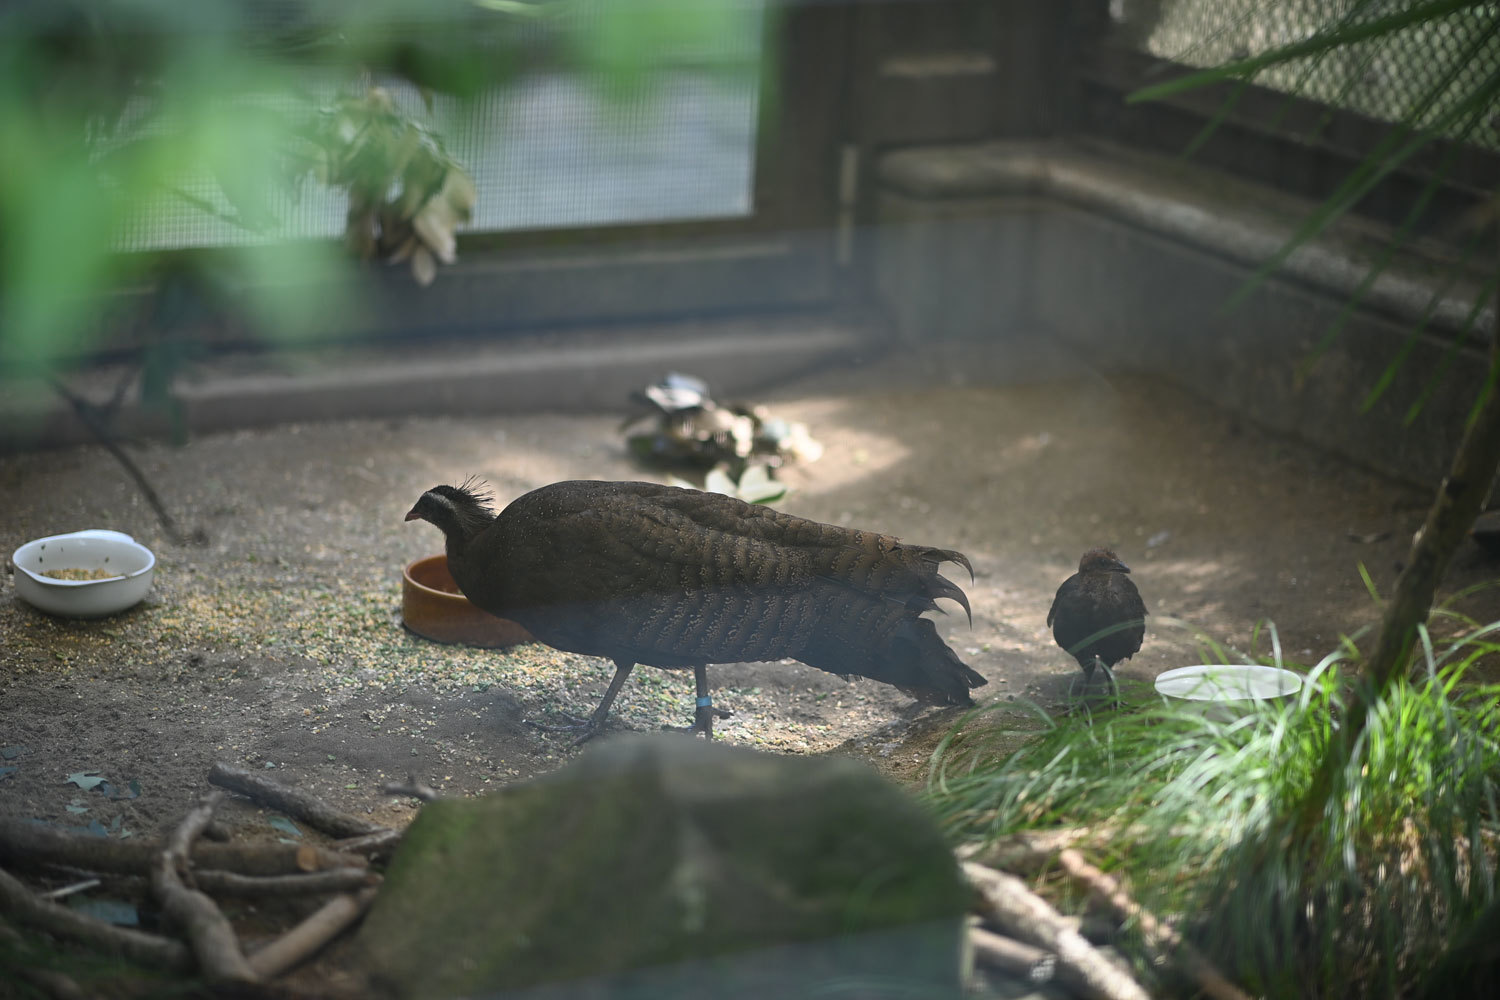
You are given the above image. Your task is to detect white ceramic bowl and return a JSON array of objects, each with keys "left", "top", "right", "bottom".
[
  {"left": 1155, "top": 664, "right": 1303, "bottom": 721},
  {"left": 11, "top": 530, "right": 156, "bottom": 618}
]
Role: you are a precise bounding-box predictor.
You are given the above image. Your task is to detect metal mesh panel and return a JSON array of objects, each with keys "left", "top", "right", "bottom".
[
  {"left": 1111, "top": 0, "right": 1500, "bottom": 154},
  {"left": 110, "top": 71, "right": 356, "bottom": 253},
  {"left": 113, "top": 1, "right": 764, "bottom": 252}
]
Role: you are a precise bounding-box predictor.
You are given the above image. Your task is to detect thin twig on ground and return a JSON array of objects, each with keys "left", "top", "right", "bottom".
[
  {"left": 150, "top": 792, "right": 255, "bottom": 982},
  {"left": 39, "top": 878, "right": 101, "bottom": 901},
  {"left": 1056, "top": 849, "right": 1252, "bottom": 1000},
  {"left": 245, "top": 886, "right": 379, "bottom": 980},
  {"left": 0, "top": 865, "right": 191, "bottom": 970},
  {"left": 48, "top": 376, "right": 188, "bottom": 545},
  {"left": 208, "top": 763, "right": 388, "bottom": 839},
  {"left": 963, "top": 861, "right": 1152, "bottom": 1000},
  {"left": 0, "top": 816, "right": 367, "bottom": 876}
]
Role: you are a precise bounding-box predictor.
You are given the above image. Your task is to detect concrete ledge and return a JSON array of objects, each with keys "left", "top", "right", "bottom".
[
  {"left": 0, "top": 316, "right": 866, "bottom": 452},
  {"left": 878, "top": 139, "right": 1494, "bottom": 339},
  {"left": 873, "top": 139, "right": 1496, "bottom": 488}
]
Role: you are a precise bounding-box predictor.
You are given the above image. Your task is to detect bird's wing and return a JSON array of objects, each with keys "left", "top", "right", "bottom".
[
  {"left": 514, "top": 485, "right": 969, "bottom": 620},
  {"left": 503, "top": 493, "right": 822, "bottom": 609},
  {"left": 1113, "top": 575, "right": 1149, "bottom": 618},
  {"left": 1046, "top": 576, "right": 1077, "bottom": 628}
]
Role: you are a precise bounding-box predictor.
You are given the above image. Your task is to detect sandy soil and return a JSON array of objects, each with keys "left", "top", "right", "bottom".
[{"left": 2, "top": 354, "right": 1496, "bottom": 846}]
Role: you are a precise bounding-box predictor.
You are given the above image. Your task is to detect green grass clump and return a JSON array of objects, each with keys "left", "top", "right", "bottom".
[{"left": 927, "top": 620, "right": 1500, "bottom": 998}]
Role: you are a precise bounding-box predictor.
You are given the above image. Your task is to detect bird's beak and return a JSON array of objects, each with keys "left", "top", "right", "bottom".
[
  {"left": 404, "top": 508, "right": 421, "bottom": 522},
  {"left": 1114, "top": 560, "right": 1132, "bottom": 574}
]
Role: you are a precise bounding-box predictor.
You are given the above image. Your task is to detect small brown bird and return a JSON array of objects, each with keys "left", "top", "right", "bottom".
[
  {"left": 406, "top": 479, "right": 986, "bottom": 742},
  {"left": 1046, "top": 547, "right": 1147, "bottom": 702}
]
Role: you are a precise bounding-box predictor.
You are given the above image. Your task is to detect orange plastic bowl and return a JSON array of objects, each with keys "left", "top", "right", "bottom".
[{"left": 401, "top": 555, "right": 533, "bottom": 648}]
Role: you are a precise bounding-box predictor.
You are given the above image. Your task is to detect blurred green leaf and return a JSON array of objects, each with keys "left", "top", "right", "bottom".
[
  {"left": 471, "top": 0, "right": 548, "bottom": 16},
  {"left": 0, "top": 110, "right": 121, "bottom": 370},
  {"left": 567, "top": 0, "right": 760, "bottom": 101},
  {"left": 226, "top": 242, "right": 358, "bottom": 345}
]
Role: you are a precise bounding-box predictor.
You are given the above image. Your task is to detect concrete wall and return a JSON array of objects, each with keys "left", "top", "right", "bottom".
[
  {"left": 1033, "top": 205, "right": 1485, "bottom": 488},
  {"left": 872, "top": 194, "right": 1042, "bottom": 344},
  {"left": 871, "top": 139, "right": 1497, "bottom": 489}
]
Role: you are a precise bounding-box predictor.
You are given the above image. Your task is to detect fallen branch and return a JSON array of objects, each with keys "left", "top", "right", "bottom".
[
  {"left": 195, "top": 867, "right": 380, "bottom": 897},
  {"left": 332, "top": 828, "right": 403, "bottom": 859},
  {"left": 246, "top": 886, "right": 380, "bottom": 980},
  {"left": 958, "top": 824, "right": 1222, "bottom": 873},
  {"left": 0, "top": 815, "right": 367, "bottom": 877},
  {"left": 963, "top": 861, "right": 1151, "bottom": 1000},
  {"left": 970, "top": 924, "right": 1057, "bottom": 983},
  {"left": 150, "top": 793, "right": 255, "bottom": 982},
  {"left": 208, "top": 763, "right": 388, "bottom": 839},
  {"left": 0, "top": 865, "right": 190, "bottom": 971},
  {"left": 958, "top": 828, "right": 1093, "bottom": 872},
  {"left": 383, "top": 774, "right": 439, "bottom": 802},
  {"left": 1056, "top": 849, "right": 1252, "bottom": 1000}
]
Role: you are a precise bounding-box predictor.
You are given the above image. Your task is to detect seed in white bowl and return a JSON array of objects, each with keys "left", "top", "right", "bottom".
[{"left": 42, "top": 568, "right": 123, "bottom": 581}]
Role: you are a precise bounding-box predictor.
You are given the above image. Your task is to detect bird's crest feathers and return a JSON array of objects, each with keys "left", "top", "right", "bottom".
[
  {"left": 449, "top": 476, "right": 495, "bottom": 516},
  {"left": 1079, "top": 547, "right": 1129, "bottom": 574}
]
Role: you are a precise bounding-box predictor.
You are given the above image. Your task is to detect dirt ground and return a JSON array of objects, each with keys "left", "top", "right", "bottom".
[{"left": 2, "top": 348, "right": 1496, "bottom": 850}]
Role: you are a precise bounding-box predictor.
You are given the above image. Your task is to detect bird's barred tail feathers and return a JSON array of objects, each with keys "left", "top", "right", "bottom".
[{"left": 883, "top": 614, "right": 987, "bottom": 706}]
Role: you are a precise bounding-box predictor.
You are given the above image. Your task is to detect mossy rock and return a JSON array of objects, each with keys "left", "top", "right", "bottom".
[{"left": 356, "top": 734, "right": 968, "bottom": 999}]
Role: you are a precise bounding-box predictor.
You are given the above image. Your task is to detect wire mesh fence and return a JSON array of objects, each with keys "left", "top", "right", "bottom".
[
  {"left": 112, "top": 0, "right": 765, "bottom": 253},
  {"left": 1110, "top": 0, "right": 1500, "bottom": 154}
]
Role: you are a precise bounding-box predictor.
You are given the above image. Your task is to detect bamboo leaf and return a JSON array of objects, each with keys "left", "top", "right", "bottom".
[
  {"left": 1181, "top": 77, "right": 1250, "bottom": 159},
  {"left": 1402, "top": 270, "right": 1499, "bottom": 425},
  {"left": 1465, "top": 319, "right": 1500, "bottom": 428},
  {"left": 1299, "top": 97, "right": 1488, "bottom": 391},
  {"left": 1360, "top": 222, "right": 1493, "bottom": 414},
  {"left": 1265, "top": 0, "right": 1387, "bottom": 138},
  {"left": 1226, "top": 52, "right": 1500, "bottom": 317}
]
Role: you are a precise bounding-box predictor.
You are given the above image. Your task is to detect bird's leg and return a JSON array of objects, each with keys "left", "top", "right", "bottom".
[
  {"left": 1063, "top": 657, "right": 1118, "bottom": 715},
  {"left": 527, "top": 659, "right": 635, "bottom": 746},
  {"left": 575, "top": 659, "right": 636, "bottom": 745},
  {"left": 1067, "top": 672, "right": 1084, "bottom": 702},
  {"left": 666, "top": 665, "right": 730, "bottom": 738},
  {"left": 1099, "top": 661, "right": 1122, "bottom": 708},
  {"left": 692, "top": 664, "right": 714, "bottom": 739},
  {"left": 1065, "top": 656, "right": 1097, "bottom": 709},
  {"left": 687, "top": 664, "right": 714, "bottom": 738}
]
